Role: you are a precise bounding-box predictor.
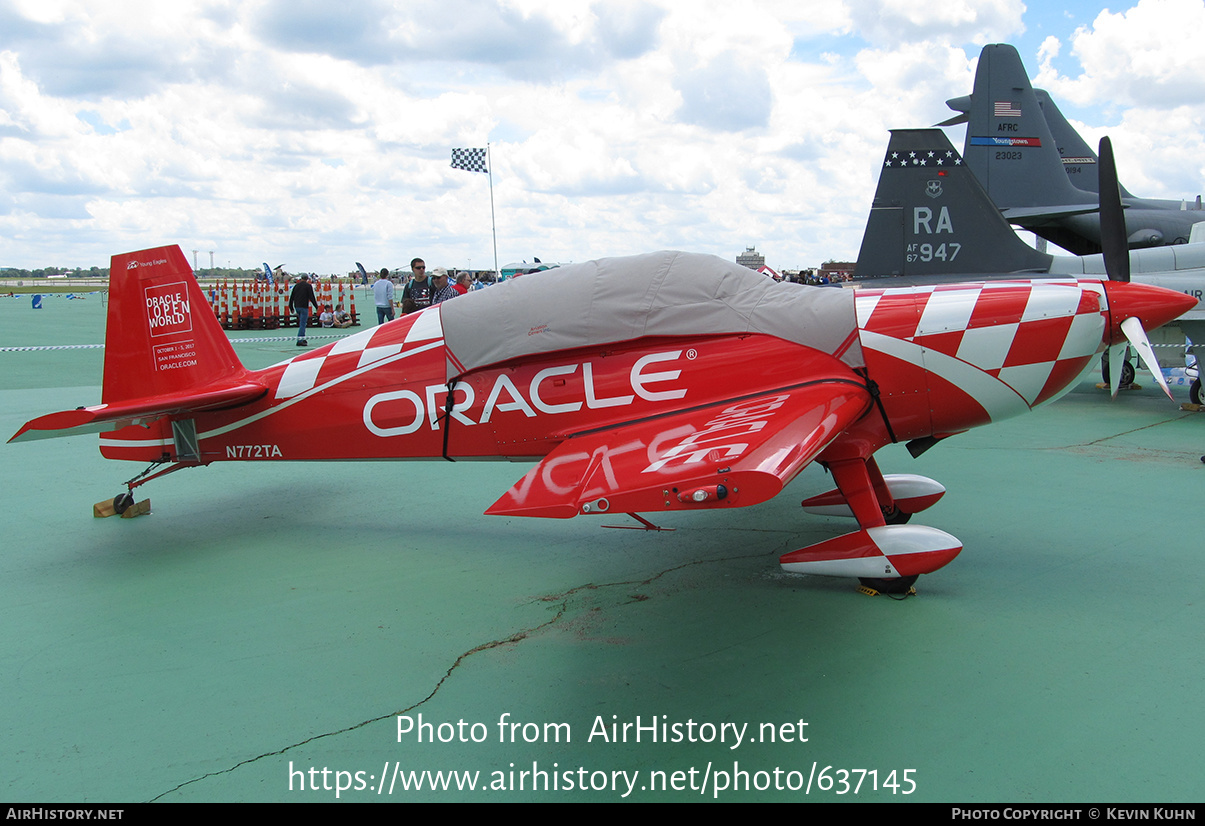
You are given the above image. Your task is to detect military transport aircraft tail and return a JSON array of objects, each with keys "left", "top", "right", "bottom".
[
  {"left": 956, "top": 45, "right": 1100, "bottom": 230},
  {"left": 1031, "top": 90, "right": 1124, "bottom": 198},
  {"left": 9, "top": 246, "right": 266, "bottom": 448},
  {"left": 943, "top": 70, "right": 1131, "bottom": 200},
  {"left": 853, "top": 129, "right": 1054, "bottom": 279},
  {"left": 944, "top": 43, "right": 1205, "bottom": 254}
]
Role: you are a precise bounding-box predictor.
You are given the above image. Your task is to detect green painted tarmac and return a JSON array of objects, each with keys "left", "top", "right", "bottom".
[{"left": 2, "top": 292, "right": 1203, "bottom": 802}]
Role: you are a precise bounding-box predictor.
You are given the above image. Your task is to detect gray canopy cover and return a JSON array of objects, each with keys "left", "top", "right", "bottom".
[{"left": 439, "top": 250, "right": 863, "bottom": 379}]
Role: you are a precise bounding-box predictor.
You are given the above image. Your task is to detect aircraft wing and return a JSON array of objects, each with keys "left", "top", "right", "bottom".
[
  {"left": 9, "top": 381, "right": 267, "bottom": 443},
  {"left": 485, "top": 381, "right": 871, "bottom": 518}
]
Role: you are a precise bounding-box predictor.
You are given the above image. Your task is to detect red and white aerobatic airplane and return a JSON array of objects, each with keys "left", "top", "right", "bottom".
[{"left": 9, "top": 142, "right": 1195, "bottom": 593}]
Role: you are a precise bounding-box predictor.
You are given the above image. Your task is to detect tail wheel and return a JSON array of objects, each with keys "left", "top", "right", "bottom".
[
  {"left": 113, "top": 493, "right": 134, "bottom": 514},
  {"left": 1191, "top": 379, "right": 1203, "bottom": 406}
]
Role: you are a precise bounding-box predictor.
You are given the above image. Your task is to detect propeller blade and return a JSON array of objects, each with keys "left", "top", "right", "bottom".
[
  {"left": 1108, "top": 342, "right": 1126, "bottom": 398},
  {"left": 1098, "top": 137, "right": 1130, "bottom": 283},
  {"left": 1120, "top": 316, "right": 1173, "bottom": 400}
]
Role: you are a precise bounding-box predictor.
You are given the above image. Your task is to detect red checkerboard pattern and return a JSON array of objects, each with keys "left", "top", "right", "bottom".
[
  {"left": 856, "top": 279, "right": 1106, "bottom": 411},
  {"left": 272, "top": 308, "right": 445, "bottom": 400}
]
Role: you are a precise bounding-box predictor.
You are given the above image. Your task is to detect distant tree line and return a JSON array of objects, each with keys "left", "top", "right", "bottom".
[
  {"left": 1, "top": 265, "right": 266, "bottom": 280},
  {"left": 1, "top": 266, "right": 110, "bottom": 279}
]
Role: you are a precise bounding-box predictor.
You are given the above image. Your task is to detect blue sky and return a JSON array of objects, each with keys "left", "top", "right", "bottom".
[{"left": 1, "top": 0, "right": 1203, "bottom": 273}]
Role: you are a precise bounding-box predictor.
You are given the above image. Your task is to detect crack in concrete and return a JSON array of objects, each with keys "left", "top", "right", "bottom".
[
  {"left": 532, "top": 550, "right": 769, "bottom": 606},
  {"left": 147, "top": 547, "right": 767, "bottom": 802},
  {"left": 147, "top": 601, "right": 569, "bottom": 802},
  {"left": 1078, "top": 414, "right": 1195, "bottom": 447}
]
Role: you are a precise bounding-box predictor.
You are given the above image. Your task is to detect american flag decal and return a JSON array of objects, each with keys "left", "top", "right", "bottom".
[
  {"left": 451, "top": 147, "right": 488, "bottom": 174},
  {"left": 994, "top": 100, "right": 1021, "bottom": 118}
]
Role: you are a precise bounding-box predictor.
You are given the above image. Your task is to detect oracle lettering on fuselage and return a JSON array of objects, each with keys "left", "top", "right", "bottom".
[{"left": 362, "top": 350, "right": 688, "bottom": 438}]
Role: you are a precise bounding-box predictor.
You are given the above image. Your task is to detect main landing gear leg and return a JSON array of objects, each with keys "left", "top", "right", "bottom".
[
  {"left": 860, "top": 456, "right": 912, "bottom": 525},
  {"left": 826, "top": 458, "right": 918, "bottom": 595},
  {"left": 782, "top": 455, "right": 960, "bottom": 594}
]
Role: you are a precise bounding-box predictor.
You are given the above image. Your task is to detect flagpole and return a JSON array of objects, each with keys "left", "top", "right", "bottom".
[{"left": 488, "top": 143, "right": 499, "bottom": 281}]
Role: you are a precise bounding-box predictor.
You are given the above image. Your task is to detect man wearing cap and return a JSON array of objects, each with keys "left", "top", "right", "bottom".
[
  {"left": 373, "top": 267, "right": 395, "bottom": 324},
  {"left": 288, "top": 274, "right": 320, "bottom": 346},
  {"left": 430, "top": 267, "right": 459, "bottom": 305}
]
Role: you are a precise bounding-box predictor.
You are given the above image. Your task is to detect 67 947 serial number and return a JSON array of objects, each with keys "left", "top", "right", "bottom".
[{"left": 905, "top": 242, "right": 961, "bottom": 263}]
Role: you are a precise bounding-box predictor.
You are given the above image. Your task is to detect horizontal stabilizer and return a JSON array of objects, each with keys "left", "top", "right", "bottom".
[
  {"left": 486, "top": 381, "right": 871, "bottom": 518},
  {"left": 1001, "top": 204, "right": 1102, "bottom": 225},
  {"left": 937, "top": 95, "right": 970, "bottom": 127},
  {"left": 9, "top": 380, "right": 266, "bottom": 443}
]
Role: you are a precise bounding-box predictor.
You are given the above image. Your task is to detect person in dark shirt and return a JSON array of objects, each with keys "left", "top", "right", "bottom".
[
  {"left": 289, "top": 274, "right": 320, "bottom": 346},
  {"left": 402, "top": 258, "right": 431, "bottom": 314}
]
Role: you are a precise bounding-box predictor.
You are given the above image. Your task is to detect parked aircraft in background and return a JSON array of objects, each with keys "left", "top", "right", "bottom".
[
  {"left": 939, "top": 43, "right": 1205, "bottom": 255},
  {"left": 855, "top": 128, "right": 1205, "bottom": 402}
]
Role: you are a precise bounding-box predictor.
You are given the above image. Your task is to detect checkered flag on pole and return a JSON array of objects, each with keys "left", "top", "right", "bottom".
[
  {"left": 451, "top": 144, "right": 499, "bottom": 282},
  {"left": 451, "top": 147, "right": 488, "bottom": 173}
]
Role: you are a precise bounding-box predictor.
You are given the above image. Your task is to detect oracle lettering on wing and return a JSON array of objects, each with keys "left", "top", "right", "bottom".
[
  {"left": 640, "top": 394, "right": 790, "bottom": 473},
  {"left": 144, "top": 282, "right": 193, "bottom": 337}
]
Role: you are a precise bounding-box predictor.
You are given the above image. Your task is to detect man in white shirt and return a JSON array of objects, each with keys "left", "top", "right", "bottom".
[{"left": 373, "top": 268, "right": 395, "bottom": 324}]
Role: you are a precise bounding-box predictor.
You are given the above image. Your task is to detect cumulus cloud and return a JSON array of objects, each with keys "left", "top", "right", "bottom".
[
  {"left": 1038, "top": 0, "right": 1205, "bottom": 108},
  {"left": 252, "top": 0, "right": 398, "bottom": 61},
  {"left": 844, "top": 0, "right": 1026, "bottom": 46},
  {"left": 594, "top": 1, "right": 665, "bottom": 59},
  {"left": 674, "top": 52, "right": 773, "bottom": 132},
  {"left": 250, "top": 0, "right": 666, "bottom": 80},
  {"left": 1022, "top": 0, "right": 1205, "bottom": 200},
  {"left": 0, "top": 1, "right": 1200, "bottom": 273},
  {"left": 854, "top": 41, "right": 976, "bottom": 127}
]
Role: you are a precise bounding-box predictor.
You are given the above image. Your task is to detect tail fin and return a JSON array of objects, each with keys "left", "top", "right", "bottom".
[
  {"left": 854, "top": 129, "right": 1054, "bottom": 278},
  {"left": 10, "top": 245, "right": 264, "bottom": 446},
  {"left": 1031, "top": 89, "right": 1135, "bottom": 199},
  {"left": 962, "top": 44, "right": 1096, "bottom": 212},
  {"left": 104, "top": 246, "right": 245, "bottom": 403}
]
